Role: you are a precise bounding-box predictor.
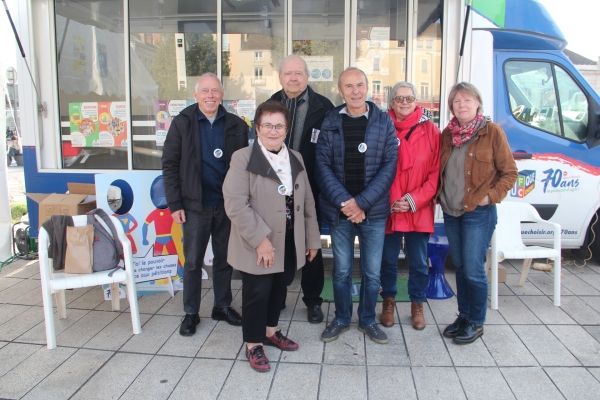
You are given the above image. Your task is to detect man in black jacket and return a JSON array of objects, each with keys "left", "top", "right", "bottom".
[
  {"left": 162, "top": 73, "right": 249, "bottom": 336},
  {"left": 270, "top": 55, "right": 335, "bottom": 323}
]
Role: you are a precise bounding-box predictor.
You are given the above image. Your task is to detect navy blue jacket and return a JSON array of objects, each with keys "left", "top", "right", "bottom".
[{"left": 315, "top": 101, "right": 398, "bottom": 226}]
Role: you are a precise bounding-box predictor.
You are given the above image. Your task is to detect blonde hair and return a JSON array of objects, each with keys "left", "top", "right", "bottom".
[{"left": 448, "top": 82, "right": 483, "bottom": 115}]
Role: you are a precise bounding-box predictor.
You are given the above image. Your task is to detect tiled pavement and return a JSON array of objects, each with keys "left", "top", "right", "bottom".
[{"left": 1, "top": 255, "right": 600, "bottom": 399}]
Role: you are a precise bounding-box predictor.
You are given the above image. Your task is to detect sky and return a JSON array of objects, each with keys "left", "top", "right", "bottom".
[
  {"left": 0, "top": 0, "right": 598, "bottom": 76},
  {"left": 538, "top": 0, "right": 600, "bottom": 61}
]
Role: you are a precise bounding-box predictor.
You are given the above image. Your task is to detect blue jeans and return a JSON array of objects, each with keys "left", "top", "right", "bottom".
[
  {"left": 443, "top": 205, "right": 497, "bottom": 325},
  {"left": 380, "top": 231, "right": 430, "bottom": 303},
  {"left": 330, "top": 218, "right": 386, "bottom": 327}
]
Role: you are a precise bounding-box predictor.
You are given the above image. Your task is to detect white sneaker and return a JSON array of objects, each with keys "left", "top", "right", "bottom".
[{"left": 9, "top": 160, "right": 17, "bottom": 167}]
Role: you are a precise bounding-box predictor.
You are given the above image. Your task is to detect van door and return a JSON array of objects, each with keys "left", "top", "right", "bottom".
[{"left": 496, "top": 53, "right": 600, "bottom": 249}]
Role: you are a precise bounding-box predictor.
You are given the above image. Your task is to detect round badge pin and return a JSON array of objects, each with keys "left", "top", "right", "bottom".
[
  {"left": 277, "top": 185, "right": 287, "bottom": 195},
  {"left": 358, "top": 143, "right": 367, "bottom": 153},
  {"left": 213, "top": 149, "right": 223, "bottom": 158},
  {"left": 397, "top": 138, "right": 401, "bottom": 146}
]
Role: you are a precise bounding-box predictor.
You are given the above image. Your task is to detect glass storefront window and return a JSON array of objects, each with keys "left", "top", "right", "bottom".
[
  {"left": 413, "top": 0, "right": 443, "bottom": 123},
  {"left": 222, "top": 0, "right": 285, "bottom": 124},
  {"left": 293, "top": 0, "right": 346, "bottom": 105},
  {"left": 356, "top": 0, "right": 408, "bottom": 111},
  {"left": 55, "top": 0, "right": 128, "bottom": 169},
  {"left": 129, "top": 0, "right": 218, "bottom": 169}
]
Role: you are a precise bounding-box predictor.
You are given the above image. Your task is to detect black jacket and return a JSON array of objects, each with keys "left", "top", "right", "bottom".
[
  {"left": 162, "top": 103, "right": 249, "bottom": 213},
  {"left": 270, "top": 85, "right": 335, "bottom": 204}
]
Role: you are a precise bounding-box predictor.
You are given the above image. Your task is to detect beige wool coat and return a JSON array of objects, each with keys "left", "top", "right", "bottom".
[{"left": 223, "top": 142, "right": 321, "bottom": 275}]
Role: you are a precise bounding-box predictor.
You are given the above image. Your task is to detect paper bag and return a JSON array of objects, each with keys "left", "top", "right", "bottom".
[{"left": 65, "top": 225, "right": 94, "bottom": 274}]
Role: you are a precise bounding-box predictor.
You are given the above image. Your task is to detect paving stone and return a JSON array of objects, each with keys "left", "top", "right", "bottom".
[
  {"left": 0, "top": 261, "right": 39, "bottom": 279},
  {"left": 63, "top": 286, "right": 95, "bottom": 305},
  {"left": 16, "top": 308, "right": 89, "bottom": 345},
  {"left": 322, "top": 323, "right": 365, "bottom": 365},
  {"left": 320, "top": 365, "right": 367, "bottom": 400},
  {"left": 548, "top": 325, "right": 600, "bottom": 366},
  {"left": 485, "top": 307, "right": 509, "bottom": 324},
  {"left": 584, "top": 325, "right": 600, "bottom": 343},
  {"left": 67, "top": 286, "right": 106, "bottom": 310},
  {"left": 93, "top": 295, "right": 131, "bottom": 312},
  {"left": 581, "top": 296, "right": 600, "bottom": 314},
  {"left": 280, "top": 321, "right": 325, "bottom": 364},
  {"left": 0, "top": 346, "right": 76, "bottom": 399},
  {"left": 545, "top": 367, "right": 600, "bottom": 400},
  {"left": 22, "top": 349, "right": 112, "bottom": 400},
  {"left": 365, "top": 324, "right": 410, "bottom": 366},
  {"left": 0, "top": 305, "right": 44, "bottom": 341},
  {"left": 120, "top": 355, "right": 192, "bottom": 400},
  {"left": 443, "top": 327, "right": 496, "bottom": 366},
  {"left": 559, "top": 296, "right": 600, "bottom": 325},
  {"left": 0, "top": 278, "right": 39, "bottom": 303},
  {"left": 367, "top": 366, "right": 416, "bottom": 399},
  {"left": 169, "top": 359, "right": 233, "bottom": 400},
  {"left": 0, "top": 343, "right": 42, "bottom": 377},
  {"left": 456, "top": 367, "right": 515, "bottom": 400},
  {"left": 134, "top": 292, "right": 172, "bottom": 314},
  {"left": 403, "top": 323, "right": 452, "bottom": 367},
  {"left": 199, "top": 289, "right": 216, "bottom": 318},
  {"left": 519, "top": 295, "right": 576, "bottom": 324},
  {"left": 503, "top": 273, "right": 545, "bottom": 295},
  {"left": 512, "top": 325, "right": 580, "bottom": 366},
  {"left": 326, "top": 302, "right": 360, "bottom": 324},
  {"left": 278, "top": 291, "right": 298, "bottom": 322},
  {"left": 84, "top": 312, "right": 152, "bottom": 351},
  {"left": 528, "top": 273, "right": 573, "bottom": 296},
  {"left": 481, "top": 325, "right": 538, "bottom": 366},
  {"left": 0, "top": 341, "right": 6, "bottom": 349},
  {"left": 158, "top": 317, "right": 217, "bottom": 357},
  {"left": 589, "top": 367, "right": 600, "bottom": 381},
  {"left": 412, "top": 367, "right": 466, "bottom": 399},
  {"left": 501, "top": 367, "right": 564, "bottom": 400},
  {"left": 72, "top": 352, "right": 152, "bottom": 400},
  {"left": 197, "top": 319, "right": 244, "bottom": 359},
  {"left": 581, "top": 273, "right": 600, "bottom": 292},
  {"left": 120, "top": 314, "right": 179, "bottom": 354},
  {"left": 0, "top": 303, "right": 30, "bottom": 326},
  {"left": 496, "top": 296, "right": 542, "bottom": 325},
  {"left": 0, "top": 276, "right": 23, "bottom": 292},
  {"left": 55, "top": 310, "right": 119, "bottom": 347},
  {"left": 10, "top": 282, "right": 44, "bottom": 306},
  {"left": 156, "top": 289, "right": 187, "bottom": 316},
  {"left": 427, "top": 297, "right": 460, "bottom": 325},
  {"left": 218, "top": 360, "right": 275, "bottom": 399},
  {"left": 560, "top": 270, "right": 600, "bottom": 296},
  {"left": 269, "top": 363, "right": 321, "bottom": 400}
]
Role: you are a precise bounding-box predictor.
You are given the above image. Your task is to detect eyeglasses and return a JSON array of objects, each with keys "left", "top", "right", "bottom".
[
  {"left": 394, "top": 96, "right": 416, "bottom": 104},
  {"left": 260, "top": 123, "right": 287, "bottom": 132}
]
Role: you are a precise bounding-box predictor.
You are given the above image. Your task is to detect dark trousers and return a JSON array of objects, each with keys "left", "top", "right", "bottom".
[
  {"left": 183, "top": 206, "right": 233, "bottom": 314},
  {"left": 240, "top": 237, "right": 296, "bottom": 343},
  {"left": 300, "top": 211, "right": 324, "bottom": 307}
]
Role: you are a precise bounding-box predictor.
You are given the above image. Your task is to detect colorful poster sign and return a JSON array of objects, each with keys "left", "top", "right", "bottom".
[
  {"left": 154, "top": 100, "right": 194, "bottom": 146},
  {"left": 69, "top": 101, "right": 128, "bottom": 147}
]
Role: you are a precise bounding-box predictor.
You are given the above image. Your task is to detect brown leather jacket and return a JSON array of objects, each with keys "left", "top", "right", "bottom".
[{"left": 435, "top": 122, "right": 518, "bottom": 212}]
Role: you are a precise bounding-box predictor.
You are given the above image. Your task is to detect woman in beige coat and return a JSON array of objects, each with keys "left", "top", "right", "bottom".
[{"left": 223, "top": 101, "right": 321, "bottom": 372}]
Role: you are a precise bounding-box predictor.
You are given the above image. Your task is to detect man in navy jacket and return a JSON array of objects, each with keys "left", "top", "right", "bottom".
[
  {"left": 316, "top": 67, "right": 397, "bottom": 345},
  {"left": 162, "top": 73, "right": 248, "bottom": 336}
]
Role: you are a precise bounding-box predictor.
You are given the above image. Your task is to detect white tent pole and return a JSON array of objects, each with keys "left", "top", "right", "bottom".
[{"left": 0, "top": 61, "right": 13, "bottom": 262}]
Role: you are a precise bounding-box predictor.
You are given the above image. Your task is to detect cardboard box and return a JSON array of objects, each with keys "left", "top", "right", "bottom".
[
  {"left": 26, "top": 183, "right": 97, "bottom": 228},
  {"left": 486, "top": 264, "right": 507, "bottom": 283}
]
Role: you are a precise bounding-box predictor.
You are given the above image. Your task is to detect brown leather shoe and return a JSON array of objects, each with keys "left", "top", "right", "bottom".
[
  {"left": 380, "top": 297, "right": 395, "bottom": 327},
  {"left": 411, "top": 302, "right": 426, "bottom": 330}
]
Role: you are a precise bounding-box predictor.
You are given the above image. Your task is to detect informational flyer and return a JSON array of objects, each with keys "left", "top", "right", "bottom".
[
  {"left": 69, "top": 101, "right": 128, "bottom": 147},
  {"left": 154, "top": 100, "right": 194, "bottom": 146},
  {"left": 304, "top": 56, "right": 334, "bottom": 82},
  {"left": 236, "top": 99, "right": 256, "bottom": 121}
]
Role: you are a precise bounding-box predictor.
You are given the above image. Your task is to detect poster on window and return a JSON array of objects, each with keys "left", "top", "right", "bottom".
[
  {"left": 303, "top": 56, "right": 334, "bottom": 82},
  {"left": 69, "top": 101, "right": 128, "bottom": 147},
  {"left": 154, "top": 100, "right": 194, "bottom": 146}
]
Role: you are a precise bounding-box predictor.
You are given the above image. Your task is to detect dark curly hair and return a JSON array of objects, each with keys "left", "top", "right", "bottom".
[{"left": 254, "top": 100, "right": 291, "bottom": 133}]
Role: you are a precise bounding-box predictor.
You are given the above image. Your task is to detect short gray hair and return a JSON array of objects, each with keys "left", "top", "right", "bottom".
[
  {"left": 389, "top": 81, "right": 418, "bottom": 109},
  {"left": 448, "top": 82, "right": 483, "bottom": 115},
  {"left": 278, "top": 55, "right": 309, "bottom": 75},
  {"left": 337, "top": 67, "right": 369, "bottom": 90},
  {"left": 195, "top": 72, "right": 223, "bottom": 92}
]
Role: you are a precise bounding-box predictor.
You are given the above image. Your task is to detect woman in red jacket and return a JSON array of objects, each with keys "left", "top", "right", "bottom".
[{"left": 379, "top": 82, "right": 441, "bottom": 330}]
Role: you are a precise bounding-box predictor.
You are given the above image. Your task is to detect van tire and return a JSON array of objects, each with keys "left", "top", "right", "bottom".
[{"left": 572, "top": 212, "right": 600, "bottom": 261}]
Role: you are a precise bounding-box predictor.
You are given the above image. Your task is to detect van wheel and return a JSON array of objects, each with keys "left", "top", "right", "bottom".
[{"left": 572, "top": 213, "right": 600, "bottom": 261}]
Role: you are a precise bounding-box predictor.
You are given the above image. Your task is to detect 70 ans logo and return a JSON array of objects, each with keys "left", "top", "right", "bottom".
[{"left": 541, "top": 168, "right": 580, "bottom": 193}]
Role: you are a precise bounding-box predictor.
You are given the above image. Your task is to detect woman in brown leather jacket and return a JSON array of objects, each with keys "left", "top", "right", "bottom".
[{"left": 436, "top": 82, "right": 517, "bottom": 345}]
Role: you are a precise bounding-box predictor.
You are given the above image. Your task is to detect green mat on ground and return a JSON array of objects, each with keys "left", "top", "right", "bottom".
[{"left": 321, "top": 277, "right": 410, "bottom": 302}]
